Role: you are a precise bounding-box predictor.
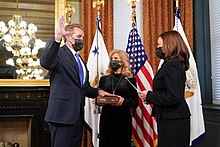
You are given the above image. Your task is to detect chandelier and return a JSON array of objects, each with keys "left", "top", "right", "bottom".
[{"left": 0, "top": 0, "right": 46, "bottom": 79}]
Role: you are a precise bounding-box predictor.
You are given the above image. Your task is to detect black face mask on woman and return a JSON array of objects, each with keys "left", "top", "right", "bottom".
[
  {"left": 110, "top": 60, "right": 121, "bottom": 71},
  {"left": 156, "top": 47, "right": 165, "bottom": 59},
  {"left": 72, "top": 39, "right": 84, "bottom": 52}
]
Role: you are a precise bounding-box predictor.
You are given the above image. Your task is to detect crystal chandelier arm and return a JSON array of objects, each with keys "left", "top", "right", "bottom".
[
  {"left": 0, "top": 0, "right": 46, "bottom": 80},
  {"left": 16, "top": 0, "right": 19, "bottom": 15},
  {"left": 40, "top": 38, "right": 61, "bottom": 70}
]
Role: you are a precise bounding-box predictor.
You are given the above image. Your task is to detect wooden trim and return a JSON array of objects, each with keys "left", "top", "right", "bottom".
[
  {"left": 0, "top": 2, "right": 54, "bottom": 10},
  {"left": 0, "top": 79, "right": 49, "bottom": 87},
  {"left": 55, "top": 0, "right": 66, "bottom": 27}
]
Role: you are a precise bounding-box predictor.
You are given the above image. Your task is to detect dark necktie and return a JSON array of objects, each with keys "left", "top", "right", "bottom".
[{"left": 75, "top": 53, "right": 84, "bottom": 86}]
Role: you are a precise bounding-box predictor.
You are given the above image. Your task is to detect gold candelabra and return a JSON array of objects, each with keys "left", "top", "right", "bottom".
[{"left": 65, "top": 3, "right": 75, "bottom": 25}]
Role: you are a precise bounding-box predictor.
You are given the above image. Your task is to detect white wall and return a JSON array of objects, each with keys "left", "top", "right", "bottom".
[{"left": 114, "top": 0, "right": 143, "bottom": 51}]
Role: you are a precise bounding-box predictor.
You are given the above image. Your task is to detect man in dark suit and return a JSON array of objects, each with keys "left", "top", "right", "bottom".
[{"left": 40, "top": 16, "right": 110, "bottom": 147}]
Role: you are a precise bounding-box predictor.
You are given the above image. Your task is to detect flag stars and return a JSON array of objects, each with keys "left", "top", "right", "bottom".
[
  {"left": 132, "top": 69, "right": 136, "bottom": 74},
  {"left": 92, "top": 46, "right": 99, "bottom": 56},
  {"left": 126, "top": 28, "right": 148, "bottom": 73}
]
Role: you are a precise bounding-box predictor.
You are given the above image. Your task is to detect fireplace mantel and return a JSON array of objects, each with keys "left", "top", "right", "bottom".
[
  {"left": 0, "top": 79, "right": 49, "bottom": 87},
  {"left": 0, "top": 82, "right": 50, "bottom": 147}
]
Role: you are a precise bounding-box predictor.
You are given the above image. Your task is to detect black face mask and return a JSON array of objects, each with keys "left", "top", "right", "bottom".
[
  {"left": 156, "top": 47, "right": 165, "bottom": 59},
  {"left": 72, "top": 39, "right": 84, "bottom": 52},
  {"left": 110, "top": 60, "right": 121, "bottom": 71}
]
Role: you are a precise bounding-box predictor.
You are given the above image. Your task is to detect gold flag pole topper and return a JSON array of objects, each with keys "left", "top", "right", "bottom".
[
  {"left": 65, "top": 3, "right": 75, "bottom": 24},
  {"left": 92, "top": 0, "right": 104, "bottom": 16},
  {"left": 176, "top": 0, "right": 179, "bottom": 8},
  {"left": 127, "top": 0, "right": 140, "bottom": 26}
]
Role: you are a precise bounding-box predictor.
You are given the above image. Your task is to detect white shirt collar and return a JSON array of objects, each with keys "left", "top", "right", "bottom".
[{"left": 67, "top": 44, "right": 78, "bottom": 56}]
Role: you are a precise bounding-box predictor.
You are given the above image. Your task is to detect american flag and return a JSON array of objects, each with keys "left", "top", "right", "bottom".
[{"left": 126, "top": 24, "right": 158, "bottom": 147}]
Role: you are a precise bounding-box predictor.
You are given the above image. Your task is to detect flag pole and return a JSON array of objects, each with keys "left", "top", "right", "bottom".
[
  {"left": 174, "top": 0, "right": 179, "bottom": 31},
  {"left": 127, "top": 0, "right": 139, "bottom": 27},
  {"left": 92, "top": 0, "right": 104, "bottom": 115},
  {"left": 92, "top": 0, "right": 104, "bottom": 79},
  {"left": 127, "top": 0, "right": 139, "bottom": 76}
]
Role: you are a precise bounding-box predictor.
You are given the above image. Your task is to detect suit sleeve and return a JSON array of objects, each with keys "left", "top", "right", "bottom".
[
  {"left": 122, "top": 78, "right": 139, "bottom": 108},
  {"left": 146, "top": 61, "right": 185, "bottom": 106},
  {"left": 85, "top": 83, "right": 99, "bottom": 98},
  {"left": 40, "top": 38, "right": 60, "bottom": 70}
]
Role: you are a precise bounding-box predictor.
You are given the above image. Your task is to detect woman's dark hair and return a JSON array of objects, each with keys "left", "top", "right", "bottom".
[{"left": 159, "top": 30, "right": 190, "bottom": 70}]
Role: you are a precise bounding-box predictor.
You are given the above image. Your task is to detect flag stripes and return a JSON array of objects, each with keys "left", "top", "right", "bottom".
[
  {"left": 140, "top": 66, "right": 153, "bottom": 86},
  {"left": 133, "top": 113, "right": 154, "bottom": 145},
  {"left": 132, "top": 126, "right": 145, "bottom": 147},
  {"left": 135, "top": 78, "right": 157, "bottom": 139},
  {"left": 135, "top": 106, "right": 156, "bottom": 138}
]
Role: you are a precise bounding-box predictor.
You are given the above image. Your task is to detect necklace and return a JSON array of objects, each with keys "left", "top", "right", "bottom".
[{"left": 112, "top": 74, "right": 123, "bottom": 95}]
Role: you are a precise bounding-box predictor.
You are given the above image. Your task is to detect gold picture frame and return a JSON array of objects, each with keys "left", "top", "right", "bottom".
[{"left": 0, "top": 79, "right": 49, "bottom": 87}]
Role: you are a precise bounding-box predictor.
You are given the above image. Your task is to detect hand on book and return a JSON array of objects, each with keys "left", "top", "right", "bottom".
[
  {"left": 96, "top": 95, "right": 120, "bottom": 105},
  {"left": 111, "top": 95, "right": 124, "bottom": 106}
]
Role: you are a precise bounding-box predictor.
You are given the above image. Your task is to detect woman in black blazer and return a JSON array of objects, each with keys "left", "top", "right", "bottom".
[{"left": 138, "top": 31, "right": 191, "bottom": 147}]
